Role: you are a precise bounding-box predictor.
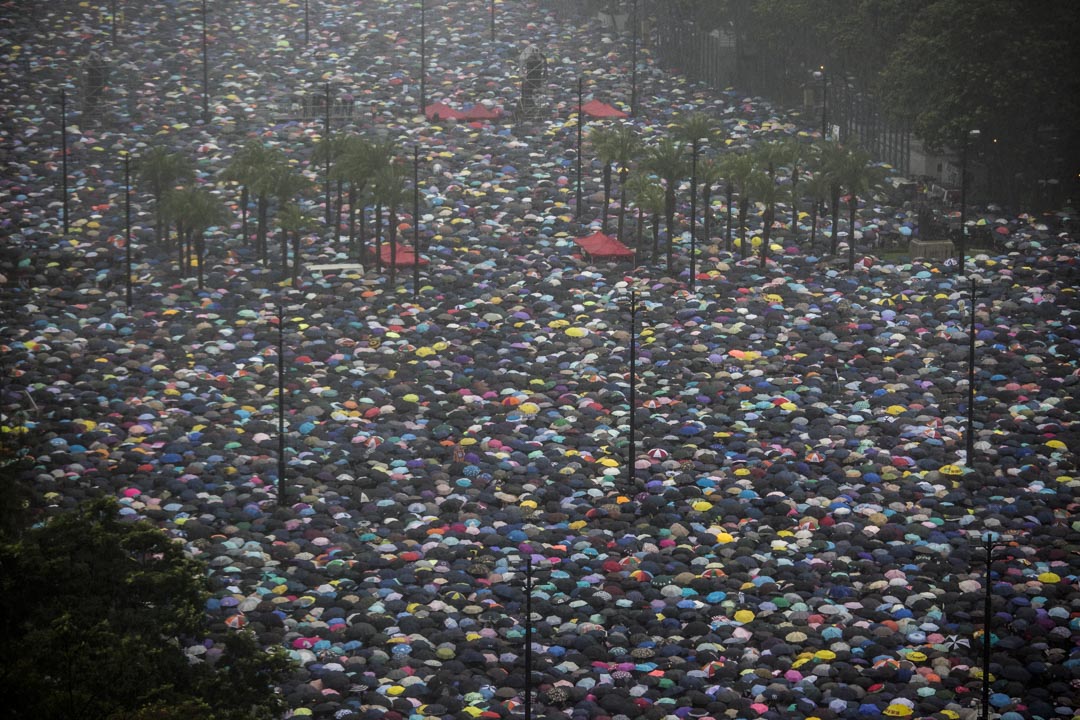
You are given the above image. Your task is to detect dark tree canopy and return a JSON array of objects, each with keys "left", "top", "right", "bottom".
[{"left": 0, "top": 497, "right": 292, "bottom": 720}]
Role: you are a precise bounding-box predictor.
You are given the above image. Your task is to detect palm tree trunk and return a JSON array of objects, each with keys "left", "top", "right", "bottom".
[
  {"left": 359, "top": 204, "right": 367, "bottom": 262},
  {"left": 847, "top": 198, "right": 857, "bottom": 270},
  {"left": 280, "top": 224, "right": 288, "bottom": 276},
  {"left": 602, "top": 165, "right": 612, "bottom": 234},
  {"left": 651, "top": 212, "right": 660, "bottom": 264},
  {"left": 760, "top": 206, "right": 773, "bottom": 269},
  {"left": 240, "top": 185, "right": 249, "bottom": 246},
  {"left": 616, "top": 168, "right": 628, "bottom": 243},
  {"left": 829, "top": 189, "right": 840, "bottom": 256},
  {"left": 347, "top": 185, "right": 357, "bottom": 252},
  {"left": 257, "top": 193, "right": 269, "bottom": 263},
  {"left": 292, "top": 229, "right": 301, "bottom": 281},
  {"left": 374, "top": 203, "right": 383, "bottom": 272},
  {"left": 664, "top": 187, "right": 675, "bottom": 272},
  {"left": 702, "top": 184, "right": 713, "bottom": 248},
  {"left": 725, "top": 184, "right": 734, "bottom": 252},
  {"left": 388, "top": 204, "right": 398, "bottom": 285},
  {"left": 810, "top": 201, "right": 819, "bottom": 251},
  {"left": 635, "top": 206, "right": 644, "bottom": 256},
  {"left": 196, "top": 232, "right": 205, "bottom": 289},
  {"left": 737, "top": 199, "right": 749, "bottom": 260},
  {"left": 176, "top": 220, "right": 184, "bottom": 276}
]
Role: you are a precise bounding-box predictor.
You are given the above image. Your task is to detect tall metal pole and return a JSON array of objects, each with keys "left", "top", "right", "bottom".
[
  {"left": 201, "top": 0, "right": 209, "bottom": 123},
  {"left": 304, "top": 0, "right": 310, "bottom": 46},
  {"left": 277, "top": 303, "right": 287, "bottom": 506},
  {"left": 958, "top": 133, "right": 970, "bottom": 275},
  {"left": 124, "top": 153, "right": 132, "bottom": 308},
  {"left": 413, "top": 144, "right": 421, "bottom": 300},
  {"left": 689, "top": 142, "right": 698, "bottom": 291},
  {"left": 524, "top": 557, "right": 533, "bottom": 720},
  {"left": 626, "top": 289, "right": 637, "bottom": 490},
  {"left": 61, "top": 88, "right": 69, "bottom": 235},
  {"left": 575, "top": 76, "right": 583, "bottom": 217},
  {"left": 819, "top": 66, "right": 827, "bottom": 139},
  {"left": 966, "top": 277, "right": 977, "bottom": 462},
  {"left": 981, "top": 534, "right": 994, "bottom": 720},
  {"left": 630, "top": 0, "right": 638, "bottom": 117},
  {"left": 490, "top": 0, "right": 495, "bottom": 43},
  {"left": 324, "top": 82, "right": 332, "bottom": 227},
  {"left": 110, "top": 0, "right": 118, "bottom": 45},
  {"left": 419, "top": 0, "right": 426, "bottom": 115}
]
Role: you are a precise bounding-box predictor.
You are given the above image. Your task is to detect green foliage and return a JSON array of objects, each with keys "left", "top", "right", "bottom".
[{"left": 0, "top": 498, "right": 291, "bottom": 720}]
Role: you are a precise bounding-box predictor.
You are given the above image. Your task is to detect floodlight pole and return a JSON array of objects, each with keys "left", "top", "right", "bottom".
[
  {"left": 277, "top": 303, "right": 287, "bottom": 506},
  {"left": 324, "top": 81, "right": 332, "bottom": 227},
  {"left": 304, "top": 0, "right": 310, "bottom": 46},
  {"left": 689, "top": 140, "right": 699, "bottom": 291},
  {"left": 201, "top": 0, "right": 209, "bottom": 123},
  {"left": 980, "top": 533, "right": 1006, "bottom": 720},
  {"left": 61, "top": 87, "right": 69, "bottom": 235},
  {"left": 124, "top": 153, "right": 132, "bottom": 308},
  {"left": 966, "top": 277, "right": 977, "bottom": 462},
  {"left": 110, "top": 0, "right": 118, "bottom": 45},
  {"left": 630, "top": 0, "right": 638, "bottom": 116},
  {"left": 576, "top": 76, "right": 583, "bottom": 217},
  {"left": 490, "top": 0, "right": 495, "bottom": 42},
  {"left": 626, "top": 289, "right": 637, "bottom": 490},
  {"left": 413, "top": 144, "right": 421, "bottom": 299},
  {"left": 524, "top": 556, "right": 533, "bottom": 720},
  {"left": 419, "top": 0, "right": 426, "bottom": 115}
]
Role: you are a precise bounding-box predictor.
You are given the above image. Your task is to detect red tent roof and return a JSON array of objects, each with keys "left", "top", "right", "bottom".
[
  {"left": 462, "top": 104, "right": 503, "bottom": 121},
  {"left": 573, "top": 231, "right": 634, "bottom": 259},
  {"left": 425, "top": 102, "right": 465, "bottom": 121},
  {"left": 377, "top": 245, "right": 429, "bottom": 267},
  {"left": 579, "top": 99, "right": 628, "bottom": 119}
]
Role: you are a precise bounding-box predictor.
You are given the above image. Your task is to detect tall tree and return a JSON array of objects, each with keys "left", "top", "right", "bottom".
[
  {"left": 834, "top": 146, "right": 886, "bottom": 270},
  {"left": 722, "top": 153, "right": 756, "bottom": 260},
  {"left": 222, "top": 140, "right": 278, "bottom": 248},
  {"left": 642, "top": 138, "right": 687, "bottom": 272},
  {"left": 606, "top": 125, "right": 642, "bottom": 244},
  {"left": 815, "top": 140, "right": 847, "bottom": 258},
  {"left": 371, "top": 158, "right": 410, "bottom": 286},
  {"left": 588, "top": 125, "right": 619, "bottom": 235},
  {"left": 163, "top": 187, "right": 226, "bottom": 289},
  {"left": 697, "top": 157, "right": 724, "bottom": 250},
  {"left": 750, "top": 168, "right": 788, "bottom": 269},
  {"left": 800, "top": 170, "right": 830, "bottom": 254},
  {"left": 0, "top": 497, "right": 292, "bottom": 719},
  {"left": 137, "top": 147, "right": 194, "bottom": 248},
  {"left": 628, "top": 174, "right": 666, "bottom": 264}
]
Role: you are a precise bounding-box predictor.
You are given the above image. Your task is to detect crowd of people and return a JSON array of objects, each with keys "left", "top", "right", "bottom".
[{"left": 1, "top": 1, "right": 1077, "bottom": 719}]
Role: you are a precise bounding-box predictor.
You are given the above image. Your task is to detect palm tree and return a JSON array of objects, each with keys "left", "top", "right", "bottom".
[
  {"left": 313, "top": 132, "right": 353, "bottom": 234},
  {"left": 674, "top": 113, "right": 719, "bottom": 283},
  {"left": 269, "top": 164, "right": 312, "bottom": 277},
  {"left": 277, "top": 202, "right": 314, "bottom": 283},
  {"left": 222, "top": 140, "right": 278, "bottom": 249},
  {"left": 697, "top": 158, "right": 724, "bottom": 250},
  {"left": 335, "top": 136, "right": 372, "bottom": 257},
  {"left": 722, "top": 153, "right": 757, "bottom": 260},
  {"left": 138, "top": 147, "right": 194, "bottom": 247},
  {"left": 371, "top": 158, "right": 410, "bottom": 286},
  {"left": 607, "top": 126, "right": 642, "bottom": 244},
  {"left": 801, "top": 171, "right": 831, "bottom": 253},
  {"left": 642, "top": 138, "right": 687, "bottom": 272},
  {"left": 627, "top": 173, "right": 665, "bottom": 264},
  {"left": 750, "top": 169, "right": 788, "bottom": 270},
  {"left": 588, "top": 125, "right": 618, "bottom": 234},
  {"left": 815, "top": 140, "right": 848, "bottom": 258},
  {"left": 238, "top": 144, "right": 289, "bottom": 263},
  {"left": 161, "top": 187, "right": 225, "bottom": 288},
  {"left": 835, "top": 147, "right": 886, "bottom": 270}
]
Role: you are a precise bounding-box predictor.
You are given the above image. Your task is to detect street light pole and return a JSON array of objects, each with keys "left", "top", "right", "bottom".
[
  {"left": 304, "top": 0, "right": 310, "bottom": 46},
  {"left": 576, "top": 76, "right": 584, "bottom": 217},
  {"left": 419, "top": 0, "right": 426, "bottom": 116},
  {"left": 957, "top": 129, "right": 980, "bottom": 275},
  {"left": 413, "top": 144, "right": 421, "bottom": 300},
  {"left": 816, "top": 65, "right": 828, "bottom": 139},
  {"left": 979, "top": 532, "right": 1010, "bottom": 720},
  {"left": 626, "top": 289, "right": 637, "bottom": 490},
  {"left": 277, "top": 303, "right": 287, "bottom": 506},
  {"left": 60, "top": 87, "right": 69, "bottom": 236},
  {"left": 490, "top": 0, "right": 495, "bottom": 43},
  {"left": 966, "top": 276, "right": 977, "bottom": 462},
  {"left": 689, "top": 140, "right": 699, "bottom": 291},
  {"left": 523, "top": 557, "right": 533, "bottom": 720},
  {"left": 201, "top": 0, "right": 209, "bottom": 124},
  {"left": 324, "top": 81, "right": 332, "bottom": 228},
  {"left": 630, "top": 0, "right": 638, "bottom": 117},
  {"left": 124, "top": 153, "right": 132, "bottom": 308}
]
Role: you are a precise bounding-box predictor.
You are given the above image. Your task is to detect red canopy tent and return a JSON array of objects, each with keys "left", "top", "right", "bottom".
[
  {"left": 377, "top": 246, "right": 430, "bottom": 267},
  {"left": 425, "top": 102, "right": 465, "bottom": 121},
  {"left": 573, "top": 231, "right": 634, "bottom": 260},
  {"left": 462, "top": 104, "right": 503, "bottom": 121},
  {"left": 579, "top": 99, "right": 628, "bottom": 119}
]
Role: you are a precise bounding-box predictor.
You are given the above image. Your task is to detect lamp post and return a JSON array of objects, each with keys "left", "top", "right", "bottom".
[
  {"left": 978, "top": 532, "right": 1012, "bottom": 720},
  {"left": 965, "top": 276, "right": 978, "bottom": 463},
  {"left": 60, "top": 87, "right": 69, "bottom": 236},
  {"left": 490, "top": 0, "right": 495, "bottom": 43},
  {"left": 277, "top": 302, "right": 287, "bottom": 506},
  {"left": 124, "top": 152, "right": 132, "bottom": 308},
  {"left": 630, "top": 0, "right": 638, "bottom": 117},
  {"left": 575, "top": 76, "right": 584, "bottom": 217},
  {"left": 957, "top": 128, "right": 981, "bottom": 275},
  {"left": 201, "top": 0, "right": 209, "bottom": 124},
  {"left": 413, "top": 144, "right": 421, "bottom": 300},
  {"left": 419, "top": 0, "right": 426, "bottom": 116},
  {"left": 304, "top": 0, "right": 310, "bottom": 46},
  {"left": 522, "top": 557, "right": 535, "bottom": 720},
  {"left": 625, "top": 289, "right": 637, "bottom": 490},
  {"left": 110, "top": 0, "right": 118, "bottom": 45},
  {"left": 324, "top": 81, "right": 332, "bottom": 227},
  {"left": 689, "top": 138, "right": 701, "bottom": 292},
  {"left": 812, "top": 65, "right": 827, "bottom": 139}
]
